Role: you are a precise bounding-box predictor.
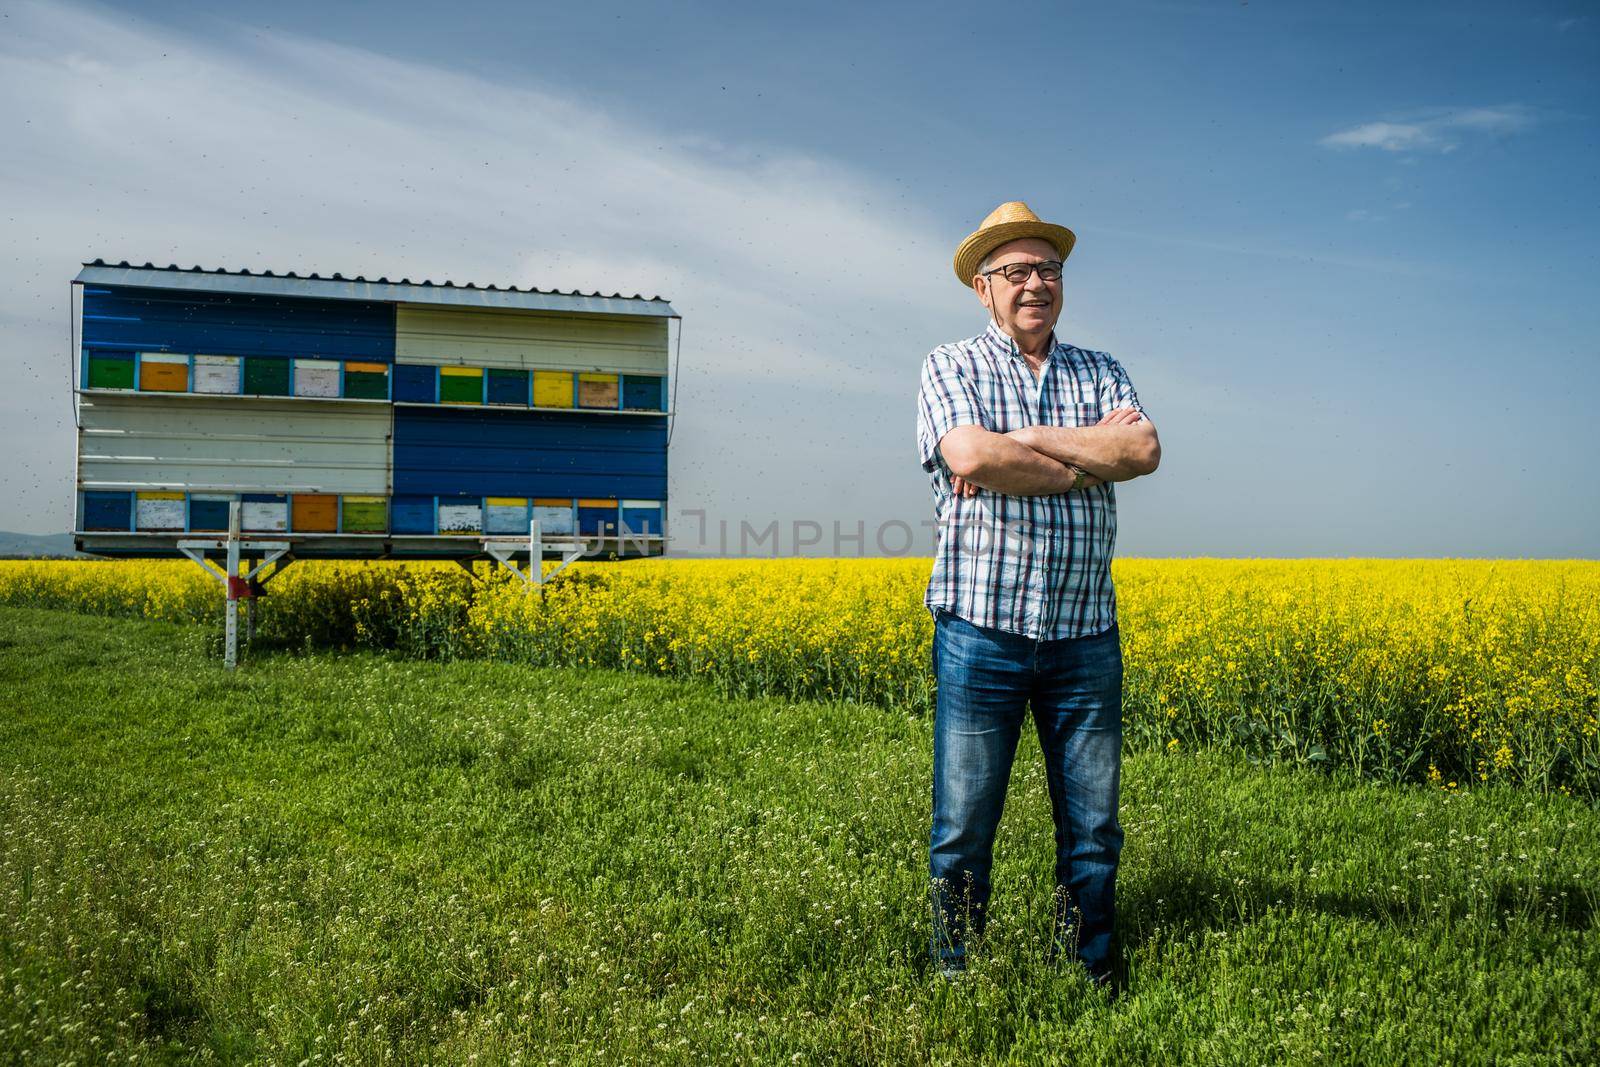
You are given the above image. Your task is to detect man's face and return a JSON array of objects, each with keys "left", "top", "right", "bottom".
[{"left": 974, "top": 237, "right": 1063, "bottom": 339}]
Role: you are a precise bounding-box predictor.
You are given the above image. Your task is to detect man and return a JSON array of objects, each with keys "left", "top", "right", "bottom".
[{"left": 915, "top": 201, "right": 1161, "bottom": 988}]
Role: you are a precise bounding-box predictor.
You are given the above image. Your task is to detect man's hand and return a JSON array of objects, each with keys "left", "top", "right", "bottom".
[
  {"left": 938, "top": 424, "right": 1081, "bottom": 497},
  {"left": 950, "top": 467, "right": 1099, "bottom": 497},
  {"left": 948, "top": 407, "right": 1139, "bottom": 498},
  {"left": 1006, "top": 407, "right": 1159, "bottom": 482}
]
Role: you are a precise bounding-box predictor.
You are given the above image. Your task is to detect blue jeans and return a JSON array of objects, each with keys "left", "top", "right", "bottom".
[{"left": 929, "top": 607, "right": 1124, "bottom": 980}]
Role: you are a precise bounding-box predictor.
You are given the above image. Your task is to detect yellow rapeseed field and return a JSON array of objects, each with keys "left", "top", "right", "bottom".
[{"left": 1, "top": 558, "right": 1595, "bottom": 795}]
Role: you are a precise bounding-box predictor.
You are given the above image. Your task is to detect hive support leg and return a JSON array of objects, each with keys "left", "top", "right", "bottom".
[
  {"left": 252, "top": 557, "right": 294, "bottom": 589},
  {"left": 483, "top": 520, "right": 587, "bottom": 590},
  {"left": 224, "top": 502, "right": 242, "bottom": 671},
  {"left": 240, "top": 550, "right": 290, "bottom": 650},
  {"left": 531, "top": 518, "right": 543, "bottom": 587}
]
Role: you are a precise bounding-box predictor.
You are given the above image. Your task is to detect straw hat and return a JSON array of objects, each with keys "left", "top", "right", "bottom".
[{"left": 952, "top": 201, "right": 1077, "bottom": 287}]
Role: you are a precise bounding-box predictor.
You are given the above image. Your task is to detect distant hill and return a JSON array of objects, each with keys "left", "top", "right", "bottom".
[{"left": 0, "top": 531, "right": 84, "bottom": 559}]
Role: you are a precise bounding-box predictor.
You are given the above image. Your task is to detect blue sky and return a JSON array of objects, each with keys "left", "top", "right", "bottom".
[{"left": 1, "top": 0, "right": 1595, "bottom": 555}]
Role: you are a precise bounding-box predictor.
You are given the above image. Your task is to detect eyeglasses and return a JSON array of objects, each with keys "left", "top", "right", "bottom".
[{"left": 981, "top": 260, "right": 1063, "bottom": 284}]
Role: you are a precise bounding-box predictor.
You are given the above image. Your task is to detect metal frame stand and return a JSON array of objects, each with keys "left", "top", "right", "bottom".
[
  {"left": 170, "top": 509, "right": 610, "bottom": 664},
  {"left": 177, "top": 501, "right": 292, "bottom": 669},
  {"left": 482, "top": 519, "right": 591, "bottom": 588}
]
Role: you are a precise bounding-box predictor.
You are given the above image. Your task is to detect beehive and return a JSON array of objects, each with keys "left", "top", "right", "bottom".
[{"left": 74, "top": 262, "right": 675, "bottom": 559}]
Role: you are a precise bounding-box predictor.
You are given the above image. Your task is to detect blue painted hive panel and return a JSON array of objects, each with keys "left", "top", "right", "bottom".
[
  {"left": 486, "top": 368, "right": 531, "bottom": 406},
  {"left": 392, "top": 408, "right": 668, "bottom": 500},
  {"left": 578, "top": 503, "right": 618, "bottom": 536},
  {"left": 188, "top": 495, "right": 233, "bottom": 532},
  {"left": 394, "top": 364, "right": 438, "bottom": 403},
  {"left": 622, "top": 374, "right": 665, "bottom": 411},
  {"left": 81, "top": 285, "right": 395, "bottom": 362},
  {"left": 621, "top": 503, "right": 664, "bottom": 536},
  {"left": 390, "top": 495, "right": 436, "bottom": 535},
  {"left": 82, "top": 491, "right": 133, "bottom": 531}
]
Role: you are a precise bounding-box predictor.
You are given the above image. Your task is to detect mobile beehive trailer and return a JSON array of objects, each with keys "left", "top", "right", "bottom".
[{"left": 71, "top": 261, "right": 678, "bottom": 664}]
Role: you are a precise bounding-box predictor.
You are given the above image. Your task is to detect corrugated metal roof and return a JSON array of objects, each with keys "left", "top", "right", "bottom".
[{"left": 75, "top": 260, "right": 679, "bottom": 319}]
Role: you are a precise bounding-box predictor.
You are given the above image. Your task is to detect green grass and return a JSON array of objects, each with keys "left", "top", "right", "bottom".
[{"left": 1, "top": 606, "right": 1596, "bottom": 1065}]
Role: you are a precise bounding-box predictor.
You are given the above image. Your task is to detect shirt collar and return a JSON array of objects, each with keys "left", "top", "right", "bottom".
[{"left": 983, "top": 319, "right": 1065, "bottom": 364}]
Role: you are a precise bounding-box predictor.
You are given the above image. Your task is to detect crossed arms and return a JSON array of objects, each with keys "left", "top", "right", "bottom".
[{"left": 938, "top": 409, "right": 1161, "bottom": 498}]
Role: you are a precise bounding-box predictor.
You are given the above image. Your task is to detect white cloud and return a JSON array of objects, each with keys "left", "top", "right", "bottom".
[
  {"left": 1319, "top": 105, "right": 1538, "bottom": 154},
  {"left": 1446, "top": 106, "right": 1537, "bottom": 134},
  {"left": 1322, "top": 121, "right": 1436, "bottom": 153}
]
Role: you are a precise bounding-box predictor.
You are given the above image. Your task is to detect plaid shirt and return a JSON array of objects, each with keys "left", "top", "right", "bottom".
[{"left": 916, "top": 320, "right": 1149, "bottom": 639}]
